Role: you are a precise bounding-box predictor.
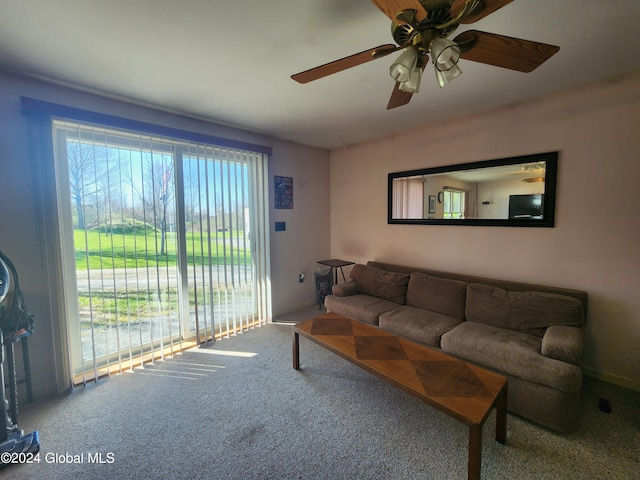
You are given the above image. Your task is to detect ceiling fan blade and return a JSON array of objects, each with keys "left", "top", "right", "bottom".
[
  {"left": 292, "top": 44, "right": 399, "bottom": 84},
  {"left": 451, "top": 0, "right": 514, "bottom": 24},
  {"left": 387, "top": 82, "right": 414, "bottom": 109},
  {"left": 455, "top": 30, "right": 560, "bottom": 73},
  {"left": 369, "top": 0, "right": 428, "bottom": 23}
]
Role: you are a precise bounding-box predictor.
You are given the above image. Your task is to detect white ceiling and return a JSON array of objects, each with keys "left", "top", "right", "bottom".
[{"left": 1, "top": 0, "right": 640, "bottom": 151}]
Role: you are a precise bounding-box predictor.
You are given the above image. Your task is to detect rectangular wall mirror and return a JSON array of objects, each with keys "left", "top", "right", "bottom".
[{"left": 388, "top": 151, "right": 558, "bottom": 227}]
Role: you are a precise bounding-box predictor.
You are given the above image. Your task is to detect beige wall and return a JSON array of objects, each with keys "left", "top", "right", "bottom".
[
  {"left": 0, "top": 71, "right": 330, "bottom": 397},
  {"left": 330, "top": 71, "right": 640, "bottom": 390},
  {"left": 269, "top": 141, "right": 331, "bottom": 314}
]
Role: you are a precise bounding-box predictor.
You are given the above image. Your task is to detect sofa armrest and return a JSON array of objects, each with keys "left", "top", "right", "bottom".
[
  {"left": 332, "top": 280, "right": 358, "bottom": 297},
  {"left": 541, "top": 325, "right": 584, "bottom": 366}
]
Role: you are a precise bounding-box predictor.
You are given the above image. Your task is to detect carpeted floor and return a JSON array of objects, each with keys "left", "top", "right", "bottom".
[{"left": 6, "top": 306, "right": 640, "bottom": 479}]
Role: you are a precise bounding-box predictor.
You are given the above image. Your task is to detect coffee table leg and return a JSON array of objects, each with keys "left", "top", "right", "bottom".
[
  {"left": 293, "top": 331, "right": 300, "bottom": 370},
  {"left": 495, "top": 384, "right": 508, "bottom": 444},
  {"left": 468, "top": 424, "right": 482, "bottom": 480}
]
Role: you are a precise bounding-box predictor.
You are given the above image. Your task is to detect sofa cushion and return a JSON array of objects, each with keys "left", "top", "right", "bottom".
[
  {"left": 331, "top": 279, "right": 358, "bottom": 297},
  {"left": 324, "top": 294, "right": 399, "bottom": 326},
  {"left": 465, "top": 284, "right": 585, "bottom": 334},
  {"left": 406, "top": 273, "right": 468, "bottom": 321},
  {"left": 379, "top": 305, "right": 462, "bottom": 348},
  {"left": 350, "top": 264, "right": 410, "bottom": 304},
  {"left": 541, "top": 325, "right": 584, "bottom": 366},
  {"left": 441, "top": 322, "right": 583, "bottom": 393}
]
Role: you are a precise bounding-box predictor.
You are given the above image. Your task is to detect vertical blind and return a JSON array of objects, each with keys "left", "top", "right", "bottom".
[
  {"left": 392, "top": 177, "right": 424, "bottom": 218},
  {"left": 51, "top": 119, "right": 271, "bottom": 385}
]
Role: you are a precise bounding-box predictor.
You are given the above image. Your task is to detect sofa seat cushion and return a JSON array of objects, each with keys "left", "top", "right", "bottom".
[
  {"left": 441, "top": 322, "right": 582, "bottom": 393},
  {"left": 324, "top": 294, "right": 399, "bottom": 325},
  {"left": 379, "top": 305, "right": 462, "bottom": 348},
  {"left": 350, "top": 264, "right": 410, "bottom": 304},
  {"left": 406, "top": 273, "right": 467, "bottom": 321},
  {"left": 465, "top": 284, "right": 585, "bottom": 335}
]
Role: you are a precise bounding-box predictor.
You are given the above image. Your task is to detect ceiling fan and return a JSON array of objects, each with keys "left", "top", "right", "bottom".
[{"left": 291, "top": 0, "right": 560, "bottom": 109}]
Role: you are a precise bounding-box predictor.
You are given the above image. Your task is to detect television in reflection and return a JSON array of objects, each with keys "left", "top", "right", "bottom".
[{"left": 509, "top": 194, "right": 544, "bottom": 219}]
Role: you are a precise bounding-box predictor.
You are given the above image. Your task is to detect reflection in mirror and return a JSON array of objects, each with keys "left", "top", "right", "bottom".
[{"left": 388, "top": 152, "right": 557, "bottom": 227}]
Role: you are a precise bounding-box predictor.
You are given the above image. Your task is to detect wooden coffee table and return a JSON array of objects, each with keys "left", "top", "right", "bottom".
[{"left": 293, "top": 313, "right": 507, "bottom": 480}]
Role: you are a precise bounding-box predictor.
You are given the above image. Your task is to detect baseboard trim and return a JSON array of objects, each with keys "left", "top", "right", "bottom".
[
  {"left": 16, "top": 380, "right": 60, "bottom": 403},
  {"left": 583, "top": 367, "right": 640, "bottom": 392}
]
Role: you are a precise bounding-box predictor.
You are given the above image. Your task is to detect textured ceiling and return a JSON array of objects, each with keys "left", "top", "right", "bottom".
[{"left": 1, "top": 0, "right": 640, "bottom": 150}]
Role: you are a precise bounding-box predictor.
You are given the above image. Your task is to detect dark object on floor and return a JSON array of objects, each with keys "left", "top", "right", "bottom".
[
  {"left": 598, "top": 398, "right": 612, "bottom": 413},
  {"left": 0, "top": 249, "right": 40, "bottom": 466}
]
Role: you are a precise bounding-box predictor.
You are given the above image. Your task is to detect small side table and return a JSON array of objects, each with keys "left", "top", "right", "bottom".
[{"left": 316, "top": 259, "right": 355, "bottom": 286}]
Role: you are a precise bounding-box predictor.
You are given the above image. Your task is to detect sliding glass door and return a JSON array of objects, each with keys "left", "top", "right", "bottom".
[{"left": 52, "top": 119, "right": 270, "bottom": 384}]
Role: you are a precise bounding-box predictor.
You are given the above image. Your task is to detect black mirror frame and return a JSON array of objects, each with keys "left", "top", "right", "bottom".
[{"left": 388, "top": 151, "right": 558, "bottom": 227}]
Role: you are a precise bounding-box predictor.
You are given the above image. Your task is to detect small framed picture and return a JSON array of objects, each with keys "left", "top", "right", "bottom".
[
  {"left": 274, "top": 176, "right": 293, "bottom": 209},
  {"left": 428, "top": 195, "right": 436, "bottom": 214}
]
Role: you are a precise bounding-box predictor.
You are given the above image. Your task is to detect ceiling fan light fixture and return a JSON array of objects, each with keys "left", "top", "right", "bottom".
[
  {"left": 431, "top": 38, "right": 462, "bottom": 87},
  {"left": 399, "top": 66, "right": 422, "bottom": 93},
  {"left": 435, "top": 63, "right": 462, "bottom": 87},
  {"left": 431, "top": 38, "right": 461, "bottom": 69},
  {"left": 389, "top": 48, "right": 418, "bottom": 83}
]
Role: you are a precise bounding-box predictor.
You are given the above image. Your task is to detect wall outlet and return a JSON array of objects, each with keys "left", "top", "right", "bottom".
[{"left": 299, "top": 273, "right": 305, "bottom": 283}]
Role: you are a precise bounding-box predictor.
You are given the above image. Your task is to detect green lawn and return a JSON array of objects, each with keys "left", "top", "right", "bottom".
[
  {"left": 76, "top": 285, "right": 241, "bottom": 325},
  {"left": 74, "top": 229, "right": 251, "bottom": 270}
]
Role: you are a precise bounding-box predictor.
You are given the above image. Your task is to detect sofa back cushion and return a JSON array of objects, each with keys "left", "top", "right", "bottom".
[
  {"left": 350, "top": 264, "right": 410, "bottom": 304},
  {"left": 406, "top": 273, "right": 468, "bottom": 321},
  {"left": 465, "top": 283, "right": 585, "bottom": 334}
]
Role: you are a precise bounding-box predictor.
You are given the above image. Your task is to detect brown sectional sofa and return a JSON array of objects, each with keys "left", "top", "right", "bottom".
[{"left": 324, "top": 261, "right": 588, "bottom": 432}]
